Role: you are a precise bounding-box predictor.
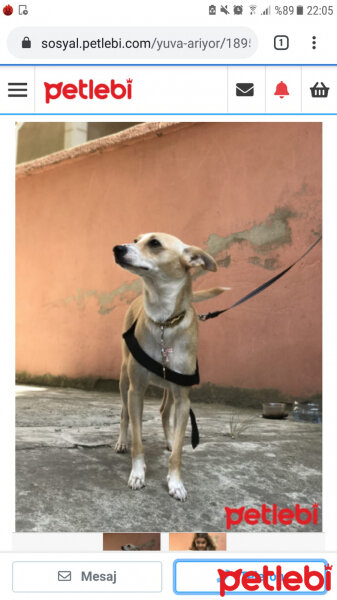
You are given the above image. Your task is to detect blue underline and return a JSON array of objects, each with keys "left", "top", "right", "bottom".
[
  {"left": 1, "top": 63, "right": 337, "bottom": 67},
  {"left": 0, "top": 112, "right": 334, "bottom": 116}
]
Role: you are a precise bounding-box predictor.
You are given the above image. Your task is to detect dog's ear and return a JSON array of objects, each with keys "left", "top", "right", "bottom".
[{"left": 181, "top": 246, "right": 217, "bottom": 272}]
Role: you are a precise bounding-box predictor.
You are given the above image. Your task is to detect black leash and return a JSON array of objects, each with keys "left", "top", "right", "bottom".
[
  {"left": 189, "top": 408, "right": 200, "bottom": 449},
  {"left": 199, "top": 236, "right": 322, "bottom": 322}
]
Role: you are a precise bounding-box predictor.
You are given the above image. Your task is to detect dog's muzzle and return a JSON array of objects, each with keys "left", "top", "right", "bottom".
[
  {"left": 113, "top": 245, "right": 132, "bottom": 267},
  {"left": 113, "top": 245, "right": 149, "bottom": 270},
  {"left": 113, "top": 245, "right": 128, "bottom": 261}
]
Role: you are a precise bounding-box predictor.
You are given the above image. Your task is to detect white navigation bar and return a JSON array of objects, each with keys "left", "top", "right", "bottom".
[{"left": 0, "top": 66, "right": 336, "bottom": 114}]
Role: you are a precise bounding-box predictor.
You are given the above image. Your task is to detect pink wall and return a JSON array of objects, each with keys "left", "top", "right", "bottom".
[{"left": 16, "top": 122, "right": 322, "bottom": 396}]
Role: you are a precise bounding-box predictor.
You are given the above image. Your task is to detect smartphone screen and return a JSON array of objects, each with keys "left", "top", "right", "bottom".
[{"left": 0, "top": 1, "right": 335, "bottom": 598}]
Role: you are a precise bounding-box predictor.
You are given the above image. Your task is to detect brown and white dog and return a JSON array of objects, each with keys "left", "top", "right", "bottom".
[{"left": 113, "top": 233, "right": 227, "bottom": 501}]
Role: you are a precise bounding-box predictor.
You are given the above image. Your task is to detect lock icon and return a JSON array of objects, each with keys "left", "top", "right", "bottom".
[{"left": 22, "top": 36, "right": 31, "bottom": 49}]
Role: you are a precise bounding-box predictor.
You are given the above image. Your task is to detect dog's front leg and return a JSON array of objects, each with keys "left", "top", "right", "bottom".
[
  {"left": 128, "top": 386, "right": 146, "bottom": 490},
  {"left": 167, "top": 388, "right": 190, "bottom": 501},
  {"left": 115, "top": 364, "right": 129, "bottom": 453}
]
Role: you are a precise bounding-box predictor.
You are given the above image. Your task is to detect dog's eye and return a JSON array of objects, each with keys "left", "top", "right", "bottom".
[
  {"left": 148, "top": 238, "right": 162, "bottom": 248},
  {"left": 133, "top": 239, "right": 138, "bottom": 244}
]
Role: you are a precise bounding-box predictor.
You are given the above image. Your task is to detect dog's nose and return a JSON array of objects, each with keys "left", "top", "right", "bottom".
[{"left": 113, "top": 245, "right": 128, "bottom": 258}]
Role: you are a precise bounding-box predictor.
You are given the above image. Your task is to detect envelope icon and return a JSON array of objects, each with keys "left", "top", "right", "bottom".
[
  {"left": 58, "top": 570, "right": 72, "bottom": 581},
  {"left": 236, "top": 83, "right": 254, "bottom": 96}
]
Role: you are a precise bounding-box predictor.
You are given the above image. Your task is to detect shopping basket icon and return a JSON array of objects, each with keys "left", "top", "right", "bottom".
[{"left": 310, "top": 82, "right": 329, "bottom": 98}]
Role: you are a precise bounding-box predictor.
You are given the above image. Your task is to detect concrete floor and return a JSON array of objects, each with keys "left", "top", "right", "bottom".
[{"left": 16, "top": 385, "right": 322, "bottom": 532}]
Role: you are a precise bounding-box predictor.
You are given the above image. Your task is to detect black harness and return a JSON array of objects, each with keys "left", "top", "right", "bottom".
[
  {"left": 123, "top": 320, "right": 200, "bottom": 449},
  {"left": 122, "top": 320, "right": 200, "bottom": 387}
]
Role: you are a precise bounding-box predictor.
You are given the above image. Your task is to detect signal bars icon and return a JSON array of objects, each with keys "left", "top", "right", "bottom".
[{"left": 261, "top": 5, "right": 271, "bottom": 14}]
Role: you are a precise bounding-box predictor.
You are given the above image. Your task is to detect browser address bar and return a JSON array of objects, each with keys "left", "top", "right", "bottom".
[{"left": 8, "top": 27, "right": 257, "bottom": 59}]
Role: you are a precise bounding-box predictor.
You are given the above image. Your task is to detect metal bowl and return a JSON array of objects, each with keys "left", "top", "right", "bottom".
[{"left": 262, "top": 402, "right": 288, "bottom": 418}]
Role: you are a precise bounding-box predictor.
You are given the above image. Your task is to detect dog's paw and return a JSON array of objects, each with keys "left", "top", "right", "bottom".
[
  {"left": 128, "top": 470, "right": 146, "bottom": 490},
  {"left": 167, "top": 473, "right": 187, "bottom": 501},
  {"left": 128, "top": 456, "right": 146, "bottom": 490},
  {"left": 115, "top": 440, "right": 128, "bottom": 453}
]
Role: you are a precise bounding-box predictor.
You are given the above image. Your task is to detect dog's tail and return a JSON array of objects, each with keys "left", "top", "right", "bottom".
[{"left": 192, "top": 287, "right": 231, "bottom": 303}]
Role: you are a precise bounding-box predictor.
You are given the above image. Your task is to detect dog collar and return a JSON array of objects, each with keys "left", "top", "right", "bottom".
[{"left": 149, "top": 310, "right": 186, "bottom": 329}]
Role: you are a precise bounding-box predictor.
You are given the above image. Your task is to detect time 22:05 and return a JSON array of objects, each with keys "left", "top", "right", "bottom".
[{"left": 307, "top": 5, "right": 334, "bottom": 14}]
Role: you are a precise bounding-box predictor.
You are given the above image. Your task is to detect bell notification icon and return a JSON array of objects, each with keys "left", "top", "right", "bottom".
[{"left": 274, "top": 81, "right": 290, "bottom": 98}]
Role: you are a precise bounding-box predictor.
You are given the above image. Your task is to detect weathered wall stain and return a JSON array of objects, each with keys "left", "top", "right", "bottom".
[
  {"left": 62, "top": 279, "right": 142, "bottom": 315},
  {"left": 217, "top": 255, "right": 231, "bottom": 268},
  {"left": 205, "top": 207, "right": 297, "bottom": 261},
  {"left": 248, "top": 257, "right": 279, "bottom": 270}
]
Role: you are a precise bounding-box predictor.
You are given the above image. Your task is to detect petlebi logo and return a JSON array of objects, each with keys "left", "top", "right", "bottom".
[
  {"left": 224, "top": 502, "right": 319, "bottom": 529},
  {"left": 217, "top": 561, "right": 332, "bottom": 596},
  {"left": 44, "top": 78, "right": 133, "bottom": 104}
]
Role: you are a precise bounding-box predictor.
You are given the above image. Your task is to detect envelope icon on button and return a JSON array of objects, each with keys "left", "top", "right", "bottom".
[
  {"left": 236, "top": 83, "right": 254, "bottom": 96},
  {"left": 58, "top": 570, "right": 72, "bottom": 581}
]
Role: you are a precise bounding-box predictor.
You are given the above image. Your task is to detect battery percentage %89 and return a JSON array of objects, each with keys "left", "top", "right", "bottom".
[{"left": 275, "top": 5, "right": 295, "bottom": 14}]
